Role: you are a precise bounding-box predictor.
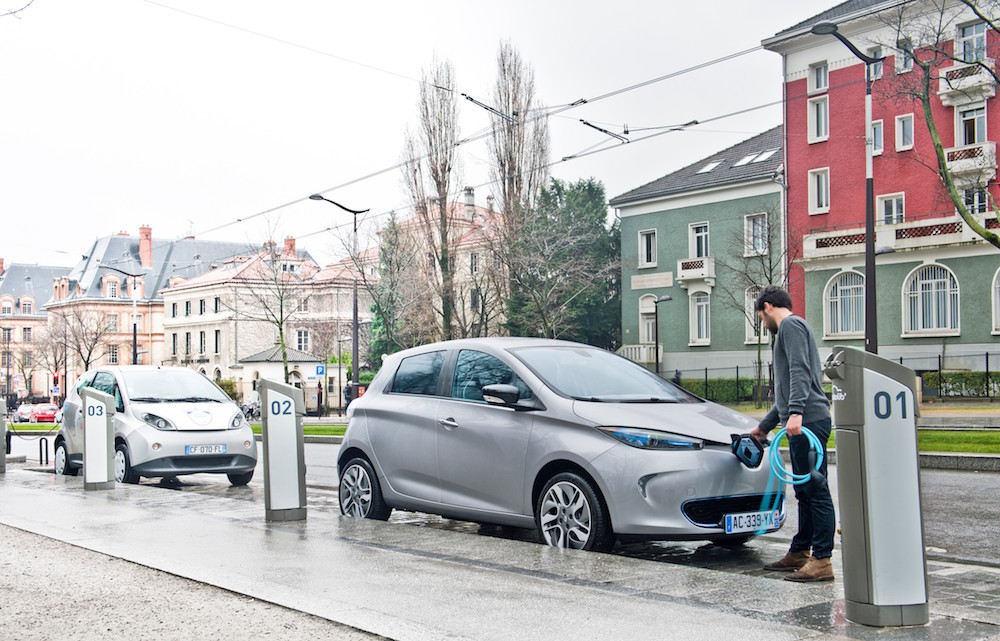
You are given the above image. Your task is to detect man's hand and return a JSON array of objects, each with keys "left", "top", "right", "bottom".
[
  {"left": 785, "top": 413, "right": 803, "bottom": 436},
  {"left": 750, "top": 426, "right": 767, "bottom": 443}
]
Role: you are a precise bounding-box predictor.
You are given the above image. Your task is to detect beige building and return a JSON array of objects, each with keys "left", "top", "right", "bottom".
[{"left": 161, "top": 237, "right": 370, "bottom": 406}]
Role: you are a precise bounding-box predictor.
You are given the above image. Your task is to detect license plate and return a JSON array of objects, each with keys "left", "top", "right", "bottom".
[
  {"left": 725, "top": 509, "right": 780, "bottom": 534},
  {"left": 185, "top": 444, "right": 226, "bottom": 455}
]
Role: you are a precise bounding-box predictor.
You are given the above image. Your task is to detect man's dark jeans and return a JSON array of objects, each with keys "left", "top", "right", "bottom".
[{"left": 787, "top": 418, "right": 835, "bottom": 559}]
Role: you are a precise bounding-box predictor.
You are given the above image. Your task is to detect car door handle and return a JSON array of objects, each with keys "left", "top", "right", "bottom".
[{"left": 438, "top": 418, "right": 458, "bottom": 429}]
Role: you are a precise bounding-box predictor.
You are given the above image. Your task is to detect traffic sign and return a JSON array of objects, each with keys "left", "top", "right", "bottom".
[{"left": 316, "top": 365, "right": 325, "bottom": 376}]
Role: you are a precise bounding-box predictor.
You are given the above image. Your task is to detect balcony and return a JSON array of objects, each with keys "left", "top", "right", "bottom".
[
  {"left": 676, "top": 256, "right": 715, "bottom": 289},
  {"left": 938, "top": 59, "right": 996, "bottom": 107},
  {"left": 617, "top": 343, "right": 659, "bottom": 368},
  {"left": 803, "top": 212, "right": 994, "bottom": 261},
  {"left": 945, "top": 141, "right": 997, "bottom": 182}
]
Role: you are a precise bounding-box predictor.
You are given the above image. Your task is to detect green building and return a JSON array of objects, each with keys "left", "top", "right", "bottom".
[{"left": 611, "top": 126, "right": 784, "bottom": 377}]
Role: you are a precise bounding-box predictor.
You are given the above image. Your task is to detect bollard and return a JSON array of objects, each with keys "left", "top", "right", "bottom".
[
  {"left": 39, "top": 437, "right": 49, "bottom": 465},
  {"left": 81, "top": 388, "right": 116, "bottom": 491},
  {"left": 1, "top": 399, "right": 6, "bottom": 474},
  {"left": 260, "top": 379, "right": 307, "bottom": 522}
]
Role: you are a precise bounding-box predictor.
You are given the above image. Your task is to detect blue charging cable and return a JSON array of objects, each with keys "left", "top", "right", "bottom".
[
  {"left": 755, "top": 426, "right": 825, "bottom": 534},
  {"left": 767, "top": 426, "right": 825, "bottom": 485}
]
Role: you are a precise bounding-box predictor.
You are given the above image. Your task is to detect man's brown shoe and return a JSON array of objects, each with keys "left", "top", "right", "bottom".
[
  {"left": 785, "top": 556, "right": 834, "bottom": 582},
  {"left": 762, "top": 550, "right": 810, "bottom": 571}
]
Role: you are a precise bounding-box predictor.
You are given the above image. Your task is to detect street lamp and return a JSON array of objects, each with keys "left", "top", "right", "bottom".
[
  {"left": 309, "top": 194, "right": 370, "bottom": 399},
  {"left": 652, "top": 294, "right": 673, "bottom": 377},
  {"left": 811, "top": 21, "right": 884, "bottom": 353}
]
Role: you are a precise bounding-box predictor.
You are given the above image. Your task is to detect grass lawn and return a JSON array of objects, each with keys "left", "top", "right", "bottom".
[{"left": 9, "top": 422, "right": 998, "bottom": 454}]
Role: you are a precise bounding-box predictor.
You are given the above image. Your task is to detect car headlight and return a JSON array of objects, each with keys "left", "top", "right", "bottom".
[
  {"left": 598, "top": 426, "right": 704, "bottom": 450},
  {"left": 141, "top": 413, "right": 176, "bottom": 431},
  {"left": 229, "top": 412, "right": 249, "bottom": 430}
]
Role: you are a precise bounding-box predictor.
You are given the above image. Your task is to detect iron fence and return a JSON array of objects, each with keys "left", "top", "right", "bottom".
[
  {"left": 673, "top": 363, "right": 772, "bottom": 405},
  {"left": 900, "top": 352, "right": 1000, "bottom": 399}
]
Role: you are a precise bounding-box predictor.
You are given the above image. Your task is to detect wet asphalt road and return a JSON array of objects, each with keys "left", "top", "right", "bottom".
[{"left": 7, "top": 436, "right": 999, "bottom": 568}]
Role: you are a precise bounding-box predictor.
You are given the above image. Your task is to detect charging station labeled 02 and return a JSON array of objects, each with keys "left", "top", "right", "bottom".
[{"left": 270, "top": 400, "right": 293, "bottom": 416}]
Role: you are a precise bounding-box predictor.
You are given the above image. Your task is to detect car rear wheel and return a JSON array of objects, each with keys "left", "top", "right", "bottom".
[
  {"left": 114, "top": 444, "right": 140, "bottom": 484},
  {"left": 54, "top": 441, "right": 78, "bottom": 476},
  {"left": 227, "top": 470, "right": 254, "bottom": 486},
  {"left": 537, "top": 472, "right": 614, "bottom": 552},
  {"left": 339, "top": 457, "right": 391, "bottom": 520}
]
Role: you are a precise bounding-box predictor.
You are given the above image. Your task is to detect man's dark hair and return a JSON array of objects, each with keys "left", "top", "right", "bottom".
[{"left": 754, "top": 285, "right": 793, "bottom": 312}]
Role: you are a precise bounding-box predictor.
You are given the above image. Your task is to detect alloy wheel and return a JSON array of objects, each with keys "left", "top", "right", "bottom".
[
  {"left": 539, "top": 481, "right": 593, "bottom": 549},
  {"left": 340, "top": 463, "right": 374, "bottom": 518}
]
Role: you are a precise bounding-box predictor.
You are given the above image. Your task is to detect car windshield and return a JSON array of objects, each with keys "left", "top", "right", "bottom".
[
  {"left": 122, "top": 370, "right": 232, "bottom": 403},
  {"left": 509, "top": 345, "right": 697, "bottom": 403}
]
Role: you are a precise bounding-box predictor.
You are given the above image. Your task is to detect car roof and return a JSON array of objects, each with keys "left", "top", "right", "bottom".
[{"left": 384, "top": 337, "right": 597, "bottom": 362}]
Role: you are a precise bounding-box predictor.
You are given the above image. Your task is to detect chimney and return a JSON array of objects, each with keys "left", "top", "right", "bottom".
[
  {"left": 486, "top": 194, "right": 495, "bottom": 213},
  {"left": 139, "top": 225, "right": 152, "bottom": 268},
  {"left": 464, "top": 187, "right": 475, "bottom": 221},
  {"left": 0, "top": 258, "right": 4, "bottom": 274},
  {"left": 284, "top": 236, "right": 296, "bottom": 256}
]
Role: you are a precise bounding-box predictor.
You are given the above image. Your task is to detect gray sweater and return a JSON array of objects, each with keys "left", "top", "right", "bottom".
[{"left": 759, "top": 314, "right": 831, "bottom": 433}]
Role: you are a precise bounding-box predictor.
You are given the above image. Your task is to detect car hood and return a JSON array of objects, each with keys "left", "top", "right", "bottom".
[
  {"left": 131, "top": 402, "right": 240, "bottom": 431},
  {"left": 572, "top": 400, "right": 758, "bottom": 444}
]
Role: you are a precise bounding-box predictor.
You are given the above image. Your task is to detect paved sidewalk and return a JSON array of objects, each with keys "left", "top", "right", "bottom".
[{"left": 1, "top": 468, "right": 999, "bottom": 641}]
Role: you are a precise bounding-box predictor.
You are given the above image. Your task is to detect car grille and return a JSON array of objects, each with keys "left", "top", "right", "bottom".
[{"left": 682, "top": 493, "right": 784, "bottom": 528}]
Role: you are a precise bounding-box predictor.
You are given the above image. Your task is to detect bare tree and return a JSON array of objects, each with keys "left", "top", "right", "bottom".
[
  {"left": 878, "top": 0, "right": 1000, "bottom": 248},
  {"left": 35, "top": 324, "right": 67, "bottom": 397},
  {"left": 401, "top": 58, "right": 461, "bottom": 340},
  {"left": 487, "top": 41, "right": 552, "bottom": 320},
  {"left": 229, "top": 242, "right": 316, "bottom": 383},
  {"left": 66, "top": 307, "right": 113, "bottom": 372},
  {"left": 714, "top": 204, "right": 802, "bottom": 403},
  {"left": 2, "top": 0, "right": 35, "bottom": 18}
]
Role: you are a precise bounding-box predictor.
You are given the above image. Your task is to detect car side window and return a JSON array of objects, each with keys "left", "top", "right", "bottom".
[
  {"left": 75, "top": 371, "right": 96, "bottom": 395},
  {"left": 91, "top": 372, "right": 116, "bottom": 397},
  {"left": 390, "top": 351, "right": 446, "bottom": 396},
  {"left": 452, "top": 350, "right": 532, "bottom": 403}
]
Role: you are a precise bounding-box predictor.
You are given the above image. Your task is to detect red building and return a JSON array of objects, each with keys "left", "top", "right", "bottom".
[{"left": 764, "top": 0, "right": 1000, "bottom": 367}]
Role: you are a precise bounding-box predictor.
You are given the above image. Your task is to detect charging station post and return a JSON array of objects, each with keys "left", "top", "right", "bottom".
[
  {"left": 260, "top": 379, "right": 307, "bottom": 522},
  {"left": 80, "top": 388, "right": 116, "bottom": 491},
  {"left": 824, "top": 345, "right": 928, "bottom": 626}
]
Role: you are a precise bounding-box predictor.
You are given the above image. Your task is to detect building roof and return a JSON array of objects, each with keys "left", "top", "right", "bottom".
[
  {"left": 0, "top": 263, "right": 71, "bottom": 317},
  {"left": 609, "top": 125, "right": 783, "bottom": 207},
  {"left": 765, "top": 0, "right": 905, "bottom": 44},
  {"left": 52, "top": 231, "right": 314, "bottom": 306},
  {"left": 240, "top": 345, "right": 321, "bottom": 363}
]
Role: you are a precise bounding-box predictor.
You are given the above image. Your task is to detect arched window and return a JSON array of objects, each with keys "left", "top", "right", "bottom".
[
  {"left": 638, "top": 294, "right": 656, "bottom": 344},
  {"left": 903, "top": 264, "right": 959, "bottom": 335},
  {"left": 745, "top": 286, "right": 769, "bottom": 343},
  {"left": 992, "top": 266, "right": 1000, "bottom": 333},
  {"left": 824, "top": 271, "right": 865, "bottom": 337},
  {"left": 689, "top": 290, "right": 710, "bottom": 345}
]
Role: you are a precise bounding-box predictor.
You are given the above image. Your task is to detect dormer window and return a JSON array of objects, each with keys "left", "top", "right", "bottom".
[
  {"left": 21, "top": 300, "right": 33, "bottom": 315},
  {"left": 107, "top": 280, "right": 119, "bottom": 298}
]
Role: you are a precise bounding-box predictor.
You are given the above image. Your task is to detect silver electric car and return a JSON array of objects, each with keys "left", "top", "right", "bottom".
[
  {"left": 338, "top": 338, "right": 784, "bottom": 551},
  {"left": 54, "top": 366, "right": 257, "bottom": 485}
]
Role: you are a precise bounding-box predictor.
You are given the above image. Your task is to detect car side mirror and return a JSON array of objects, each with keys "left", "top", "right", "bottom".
[{"left": 482, "top": 384, "right": 520, "bottom": 408}]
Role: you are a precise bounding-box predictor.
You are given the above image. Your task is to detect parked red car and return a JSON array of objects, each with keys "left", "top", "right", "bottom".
[{"left": 29, "top": 403, "right": 59, "bottom": 423}]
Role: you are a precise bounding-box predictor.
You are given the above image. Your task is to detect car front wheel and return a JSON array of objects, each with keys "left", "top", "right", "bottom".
[
  {"left": 339, "top": 457, "right": 391, "bottom": 520},
  {"left": 54, "top": 441, "right": 78, "bottom": 476},
  {"left": 227, "top": 471, "right": 254, "bottom": 486},
  {"left": 114, "top": 444, "right": 140, "bottom": 484},
  {"left": 536, "top": 472, "right": 614, "bottom": 552}
]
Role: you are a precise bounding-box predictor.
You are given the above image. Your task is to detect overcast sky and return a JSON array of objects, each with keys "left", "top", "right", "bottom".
[{"left": 0, "top": 0, "right": 834, "bottom": 269}]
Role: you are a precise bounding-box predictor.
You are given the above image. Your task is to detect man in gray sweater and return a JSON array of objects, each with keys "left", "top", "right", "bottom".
[{"left": 750, "top": 286, "right": 834, "bottom": 582}]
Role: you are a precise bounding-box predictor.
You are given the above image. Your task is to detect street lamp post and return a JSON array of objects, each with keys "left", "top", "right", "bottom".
[
  {"left": 811, "top": 21, "right": 884, "bottom": 354},
  {"left": 309, "top": 194, "right": 370, "bottom": 399},
  {"left": 652, "top": 294, "right": 673, "bottom": 377}
]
